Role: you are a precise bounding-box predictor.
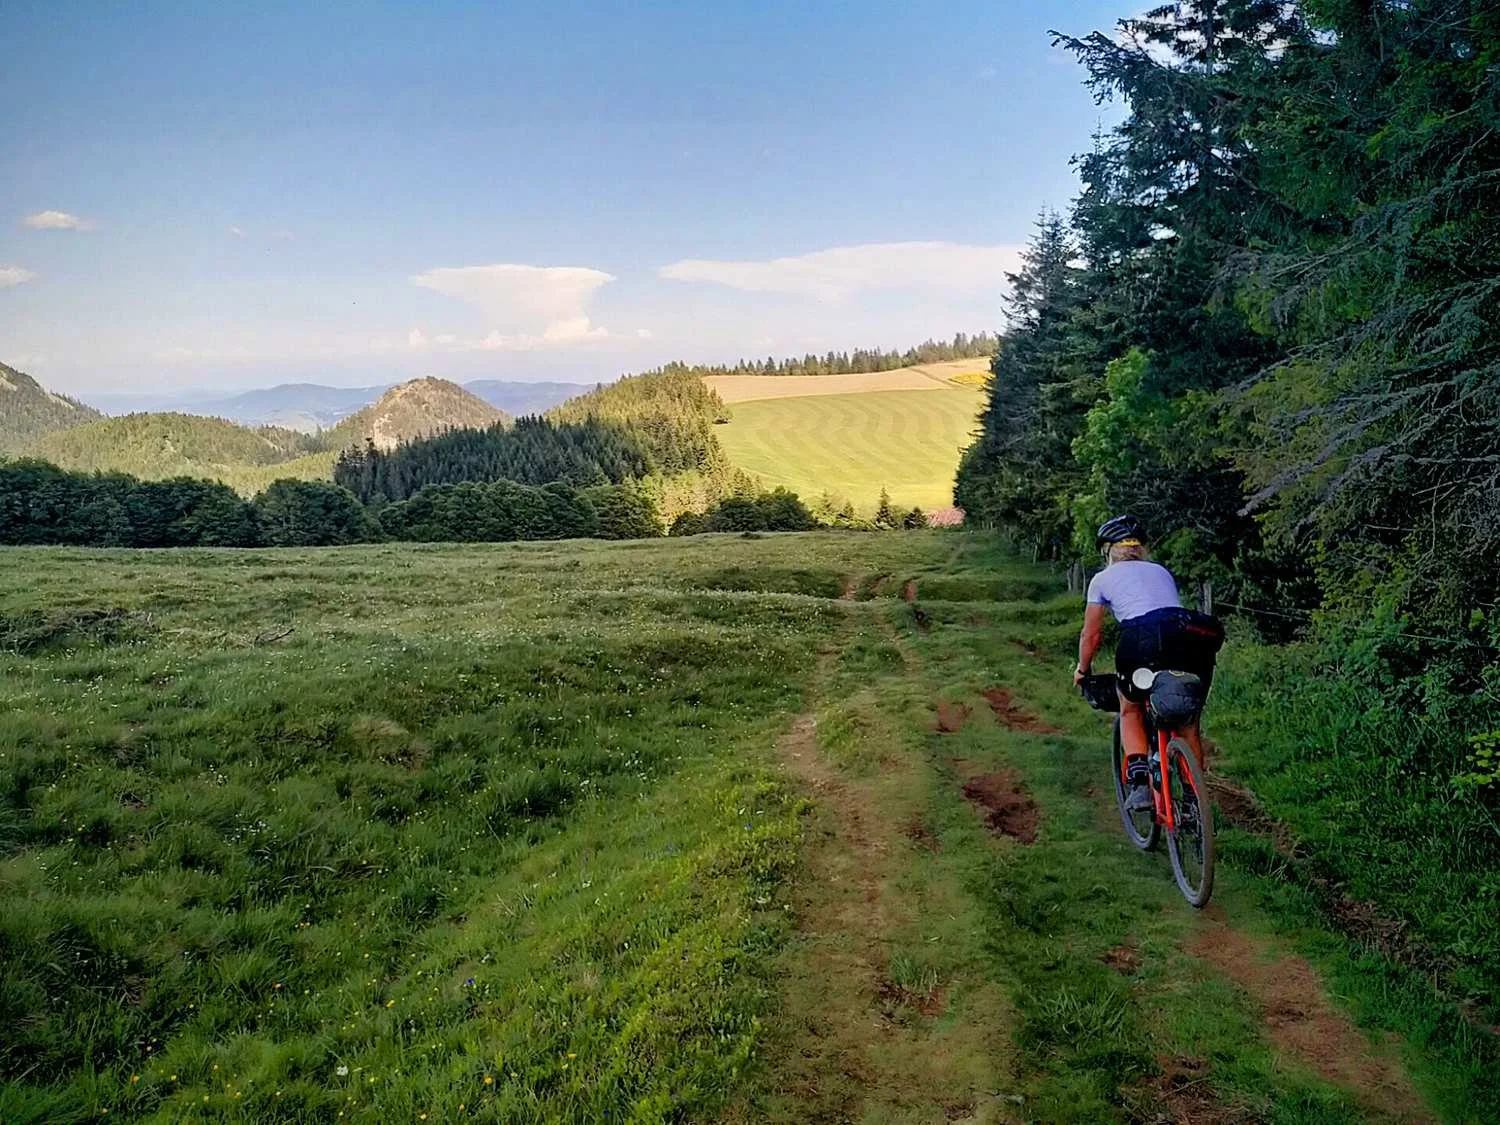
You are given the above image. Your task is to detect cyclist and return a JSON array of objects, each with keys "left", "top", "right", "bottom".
[{"left": 1072, "top": 515, "right": 1217, "bottom": 811}]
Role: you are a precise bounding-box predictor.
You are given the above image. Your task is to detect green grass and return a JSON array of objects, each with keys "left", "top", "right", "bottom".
[
  {"left": 0, "top": 534, "right": 921, "bottom": 1123},
  {"left": 2, "top": 531, "right": 1496, "bottom": 1123},
  {"left": 715, "top": 388, "right": 983, "bottom": 513}
]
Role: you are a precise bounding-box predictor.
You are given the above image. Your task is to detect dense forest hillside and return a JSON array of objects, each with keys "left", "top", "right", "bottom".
[
  {"left": 24, "top": 412, "right": 321, "bottom": 479},
  {"left": 334, "top": 417, "right": 651, "bottom": 504},
  {"left": 0, "top": 362, "right": 103, "bottom": 452},
  {"left": 325, "top": 377, "right": 507, "bottom": 451},
  {"left": 547, "top": 367, "right": 729, "bottom": 476},
  {"left": 956, "top": 0, "right": 1500, "bottom": 1006}
]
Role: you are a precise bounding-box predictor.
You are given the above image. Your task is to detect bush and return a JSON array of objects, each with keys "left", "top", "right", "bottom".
[
  {"left": 670, "top": 511, "right": 710, "bottom": 537},
  {"left": 585, "top": 485, "right": 663, "bottom": 540},
  {"left": 672, "top": 489, "right": 819, "bottom": 536},
  {"left": 902, "top": 507, "right": 930, "bottom": 530},
  {"left": 254, "top": 480, "right": 380, "bottom": 546}
]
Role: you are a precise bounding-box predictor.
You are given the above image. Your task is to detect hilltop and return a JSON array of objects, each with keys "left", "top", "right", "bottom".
[
  {"left": 24, "top": 412, "right": 322, "bottom": 480},
  {"left": 326, "top": 377, "right": 507, "bottom": 451},
  {"left": 0, "top": 362, "right": 104, "bottom": 453}
]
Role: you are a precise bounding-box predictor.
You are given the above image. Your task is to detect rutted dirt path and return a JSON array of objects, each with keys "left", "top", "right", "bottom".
[
  {"left": 1190, "top": 918, "right": 1432, "bottom": 1123},
  {"left": 725, "top": 609, "right": 1014, "bottom": 1123},
  {"left": 731, "top": 551, "right": 1462, "bottom": 1122}
]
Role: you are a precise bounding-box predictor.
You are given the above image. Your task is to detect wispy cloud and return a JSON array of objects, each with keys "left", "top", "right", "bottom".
[
  {"left": 229, "top": 225, "right": 246, "bottom": 238},
  {"left": 659, "top": 241, "right": 1022, "bottom": 302},
  {"left": 23, "top": 210, "right": 93, "bottom": 231},
  {"left": 0, "top": 266, "right": 36, "bottom": 288},
  {"left": 410, "top": 263, "right": 623, "bottom": 351}
]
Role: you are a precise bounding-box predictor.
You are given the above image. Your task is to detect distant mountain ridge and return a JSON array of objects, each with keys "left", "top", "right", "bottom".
[
  {"left": 0, "top": 363, "right": 104, "bottom": 453},
  {"left": 84, "top": 378, "right": 590, "bottom": 431},
  {"left": 15, "top": 376, "right": 512, "bottom": 494}
]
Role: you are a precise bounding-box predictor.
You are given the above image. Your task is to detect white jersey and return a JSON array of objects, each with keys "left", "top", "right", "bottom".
[{"left": 1086, "top": 560, "right": 1181, "bottom": 624}]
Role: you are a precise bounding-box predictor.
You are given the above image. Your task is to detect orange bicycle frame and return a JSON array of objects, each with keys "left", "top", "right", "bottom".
[{"left": 1157, "top": 727, "right": 1174, "bottom": 831}]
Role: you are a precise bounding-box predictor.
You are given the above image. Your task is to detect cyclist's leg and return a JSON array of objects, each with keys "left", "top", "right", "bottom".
[
  {"left": 1114, "top": 617, "right": 1153, "bottom": 764},
  {"left": 1118, "top": 689, "right": 1149, "bottom": 760},
  {"left": 1180, "top": 716, "right": 1204, "bottom": 767}
]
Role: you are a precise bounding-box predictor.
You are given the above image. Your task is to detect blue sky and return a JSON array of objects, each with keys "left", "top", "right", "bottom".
[{"left": 0, "top": 1, "right": 1126, "bottom": 396}]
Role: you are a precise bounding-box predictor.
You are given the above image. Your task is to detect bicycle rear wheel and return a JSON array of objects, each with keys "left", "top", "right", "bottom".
[
  {"left": 1164, "top": 738, "right": 1215, "bottom": 907},
  {"left": 1112, "top": 716, "right": 1159, "bottom": 851}
]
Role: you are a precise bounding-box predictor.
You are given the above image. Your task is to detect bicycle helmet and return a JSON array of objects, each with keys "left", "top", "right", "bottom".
[{"left": 1096, "top": 514, "right": 1143, "bottom": 547}]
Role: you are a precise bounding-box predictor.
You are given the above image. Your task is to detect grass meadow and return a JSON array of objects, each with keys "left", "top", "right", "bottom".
[
  {"left": 714, "top": 387, "right": 984, "bottom": 514},
  {"left": 2, "top": 531, "right": 1494, "bottom": 1122},
  {"left": 0, "top": 535, "right": 925, "bottom": 1123}
]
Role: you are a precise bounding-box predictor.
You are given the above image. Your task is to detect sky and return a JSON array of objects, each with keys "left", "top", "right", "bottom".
[{"left": 0, "top": 0, "right": 1127, "bottom": 397}]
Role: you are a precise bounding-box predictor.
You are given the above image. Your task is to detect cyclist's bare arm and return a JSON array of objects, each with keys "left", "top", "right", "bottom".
[{"left": 1075, "top": 603, "right": 1108, "bottom": 685}]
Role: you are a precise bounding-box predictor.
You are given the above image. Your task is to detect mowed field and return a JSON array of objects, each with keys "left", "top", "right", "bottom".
[
  {"left": 714, "top": 385, "right": 985, "bottom": 513},
  {"left": 704, "top": 359, "right": 988, "bottom": 404},
  {"left": 1, "top": 532, "right": 1489, "bottom": 1122}
]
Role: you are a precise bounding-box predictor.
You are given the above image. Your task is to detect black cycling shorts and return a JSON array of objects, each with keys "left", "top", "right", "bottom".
[{"left": 1115, "top": 606, "right": 1222, "bottom": 701}]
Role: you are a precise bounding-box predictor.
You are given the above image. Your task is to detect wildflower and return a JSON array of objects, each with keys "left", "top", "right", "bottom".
[
  {"left": 567, "top": 1053, "right": 576, "bottom": 1060},
  {"left": 130, "top": 1075, "right": 139, "bottom": 1084},
  {"left": 336, "top": 1065, "right": 349, "bottom": 1077},
  {"left": 385, "top": 999, "right": 395, "bottom": 1008},
  {"left": 464, "top": 977, "right": 475, "bottom": 988},
  {"left": 483, "top": 1075, "right": 494, "bottom": 1086}
]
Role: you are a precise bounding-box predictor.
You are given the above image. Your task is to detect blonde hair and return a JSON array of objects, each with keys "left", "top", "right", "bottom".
[{"left": 1107, "top": 539, "right": 1148, "bottom": 564}]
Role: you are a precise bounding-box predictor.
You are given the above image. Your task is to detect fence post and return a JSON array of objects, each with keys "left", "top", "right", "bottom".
[{"left": 1199, "top": 579, "right": 1213, "bottom": 615}]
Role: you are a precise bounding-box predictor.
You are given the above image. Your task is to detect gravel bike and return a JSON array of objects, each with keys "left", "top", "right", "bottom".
[{"left": 1081, "top": 670, "right": 1215, "bottom": 907}]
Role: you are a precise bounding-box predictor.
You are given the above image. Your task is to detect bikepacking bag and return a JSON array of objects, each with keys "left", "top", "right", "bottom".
[
  {"left": 1080, "top": 673, "right": 1121, "bottom": 713},
  {"left": 1177, "top": 609, "right": 1226, "bottom": 655},
  {"left": 1149, "top": 671, "right": 1207, "bottom": 724}
]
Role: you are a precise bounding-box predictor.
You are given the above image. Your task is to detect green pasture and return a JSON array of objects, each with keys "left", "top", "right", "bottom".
[
  {"left": 0, "top": 532, "right": 1492, "bottom": 1122},
  {"left": 714, "top": 388, "right": 984, "bottom": 514}
]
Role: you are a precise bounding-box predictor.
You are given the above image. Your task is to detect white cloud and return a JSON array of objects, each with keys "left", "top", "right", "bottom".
[
  {"left": 23, "top": 210, "right": 93, "bottom": 231},
  {"left": 635, "top": 328, "right": 654, "bottom": 340},
  {"left": 0, "top": 266, "right": 36, "bottom": 288},
  {"left": 229, "top": 225, "right": 246, "bottom": 238},
  {"left": 411, "top": 263, "right": 619, "bottom": 350},
  {"left": 408, "top": 327, "right": 427, "bottom": 348},
  {"left": 659, "top": 241, "right": 1023, "bottom": 302}
]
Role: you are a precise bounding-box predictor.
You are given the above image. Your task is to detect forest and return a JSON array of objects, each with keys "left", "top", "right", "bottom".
[
  {"left": 0, "top": 460, "right": 664, "bottom": 548},
  {"left": 332, "top": 418, "right": 653, "bottom": 505},
  {"left": 956, "top": 0, "right": 1500, "bottom": 976},
  {"left": 627, "top": 331, "right": 998, "bottom": 380}
]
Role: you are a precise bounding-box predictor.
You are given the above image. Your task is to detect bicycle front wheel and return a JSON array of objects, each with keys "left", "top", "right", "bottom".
[
  {"left": 1164, "top": 738, "right": 1215, "bottom": 907},
  {"left": 1112, "top": 716, "right": 1159, "bottom": 851}
]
